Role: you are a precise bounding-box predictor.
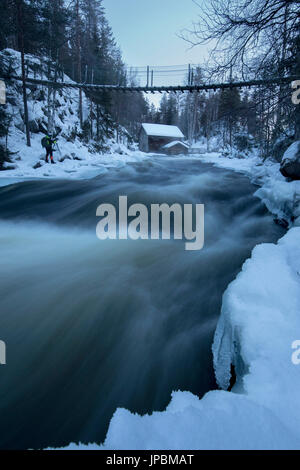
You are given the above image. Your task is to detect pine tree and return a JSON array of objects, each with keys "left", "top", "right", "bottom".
[{"left": 218, "top": 88, "right": 242, "bottom": 147}]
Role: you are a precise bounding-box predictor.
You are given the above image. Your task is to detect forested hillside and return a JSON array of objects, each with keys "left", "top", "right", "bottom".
[
  {"left": 0, "top": 0, "right": 299, "bottom": 170},
  {"left": 149, "top": 0, "right": 300, "bottom": 160},
  {"left": 0, "top": 0, "right": 149, "bottom": 167}
]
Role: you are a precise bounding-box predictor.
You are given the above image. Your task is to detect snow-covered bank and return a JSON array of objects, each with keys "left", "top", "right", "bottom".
[
  {"left": 62, "top": 227, "right": 300, "bottom": 450},
  {"left": 197, "top": 152, "right": 300, "bottom": 225},
  {"left": 0, "top": 48, "right": 148, "bottom": 186},
  {"left": 0, "top": 126, "right": 148, "bottom": 186}
]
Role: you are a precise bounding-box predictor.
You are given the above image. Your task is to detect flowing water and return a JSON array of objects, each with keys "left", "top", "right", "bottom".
[{"left": 0, "top": 156, "right": 284, "bottom": 449}]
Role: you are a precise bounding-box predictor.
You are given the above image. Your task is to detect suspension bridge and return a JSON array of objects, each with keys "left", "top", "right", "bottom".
[
  {"left": 3, "top": 74, "right": 299, "bottom": 94},
  {"left": 2, "top": 58, "right": 299, "bottom": 94}
]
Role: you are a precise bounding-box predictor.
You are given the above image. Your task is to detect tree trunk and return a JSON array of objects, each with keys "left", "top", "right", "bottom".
[
  {"left": 49, "top": 59, "right": 58, "bottom": 134},
  {"left": 47, "top": 60, "right": 52, "bottom": 133},
  {"left": 190, "top": 91, "right": 198, "bottom": 144},
  {"left": 90, "top": 98, "right": 93, "bottom": 140},
  {"left": 96, "top": 104, "right": 100, "bottom": 141},
  {"left": 16, "top": 0, "right": 31, "bottom": 147},
  {"left": 76, "top": 0, "right": 83, "bottom": 128},
  {"left": 278, "top": 5, "right": 289, "bottom": 124}
]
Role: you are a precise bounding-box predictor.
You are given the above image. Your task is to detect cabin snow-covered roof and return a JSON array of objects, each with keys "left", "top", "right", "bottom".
[
  {"left": 141, "top": 123, "right": 184, "bottom": 139},
  {"left": 162, "top": 140, "right": 189, "bottom": 149}
]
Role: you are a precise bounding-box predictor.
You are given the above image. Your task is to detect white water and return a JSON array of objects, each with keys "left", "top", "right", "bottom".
[{"left": 0, "top": 157, "right": 284, "bottom": 449}]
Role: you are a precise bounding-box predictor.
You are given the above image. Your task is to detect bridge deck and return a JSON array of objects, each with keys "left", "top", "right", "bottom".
[{"left": 2, "top": 75, "right": 299, "bottom": 93}]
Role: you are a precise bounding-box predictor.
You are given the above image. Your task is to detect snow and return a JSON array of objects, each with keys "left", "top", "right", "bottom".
[
  {"left": 190, "top": 136, "right": 221, "bottom": 153},
  {"left": 213, "top": 227, "right": 300, "bottom": 441},
  {"left": 162, "top": 140, "right": 189, "bottom": 149},
  {"left": 0, "top": 126, "right": 148, "bottom": 185},
  {"left": 141, "top": 123, "right": 184, "bottom": 138},
  {"left": 282, "top": 140, "right": 300, "bottom": 163},
  {"left": 197, "top": 151, "right": 300, "bottom": 225},
  {"left": 0, "top": 48, "right": 149, "bottom": 186}
]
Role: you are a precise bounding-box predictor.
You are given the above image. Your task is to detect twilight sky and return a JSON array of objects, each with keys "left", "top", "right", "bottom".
[{"left": 103, "top": 0, "right": 208, "bottom": 68}]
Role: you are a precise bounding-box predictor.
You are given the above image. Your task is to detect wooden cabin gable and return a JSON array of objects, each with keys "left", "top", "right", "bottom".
[{"left": 139, "top": 123, "right": 185, "bottom": 154}]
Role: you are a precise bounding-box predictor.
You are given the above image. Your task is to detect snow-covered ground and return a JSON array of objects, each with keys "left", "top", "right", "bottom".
[
  {"left": 0, "top": 48, "right": 148, "bottom": 187},
  {"left": 0, "top": 126, "right": 148, "bottom": 187}
]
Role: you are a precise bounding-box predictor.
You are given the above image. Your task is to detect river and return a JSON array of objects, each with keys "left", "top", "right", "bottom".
[{"left": 0, "top": 156, "right": 284, "bottom": 449}]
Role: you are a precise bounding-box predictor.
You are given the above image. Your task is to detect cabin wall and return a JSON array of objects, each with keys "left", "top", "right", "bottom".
[{"left": 139, "top": 125, "right": 185, "bottom": 153}]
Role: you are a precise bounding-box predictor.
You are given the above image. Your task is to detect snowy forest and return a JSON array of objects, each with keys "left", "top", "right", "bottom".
[
  {"left": 156, "top": 0, "right": 300, "bottom": 158},
  {"left": 0, "top": 0, "right": 150, "bottom": 166},
  {"left": 0, "top": 0, "right": 299, "bottom": 169},
  {"left": 1, "top": 0, "right": 300, "bottom": 453}
]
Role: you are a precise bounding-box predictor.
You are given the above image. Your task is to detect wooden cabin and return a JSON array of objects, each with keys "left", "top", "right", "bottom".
[
  {"left": 162, "top": 140, "right": 189, "bottom": 155},
  {"left": 139, "top": 123, "right": 186, "bottom": 153}
]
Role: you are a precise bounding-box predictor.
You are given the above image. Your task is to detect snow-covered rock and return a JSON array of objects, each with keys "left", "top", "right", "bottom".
[{"left": 280, "top": 141, "right": 300, "bottom": 180}]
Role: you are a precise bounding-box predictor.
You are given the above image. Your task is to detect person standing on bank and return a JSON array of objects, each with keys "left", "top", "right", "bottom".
[{"left": 41, "top": 134, "right": 57, "bottom": 164}]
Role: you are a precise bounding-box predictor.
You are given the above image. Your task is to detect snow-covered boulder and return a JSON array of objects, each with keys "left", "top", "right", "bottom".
[{"left": 280, "top": 141, "right": 300, "bottom": 180}]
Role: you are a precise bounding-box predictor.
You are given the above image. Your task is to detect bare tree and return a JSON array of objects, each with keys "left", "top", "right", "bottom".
[
  {"left": 182, "top": 0, "right": 300, "bottom": 141},
  {"left": 182, "top": 0, "right": 300, "bottom": 78}
]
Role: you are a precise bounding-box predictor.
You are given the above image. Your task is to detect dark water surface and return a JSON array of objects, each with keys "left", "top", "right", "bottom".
[{"left": 0, "top": 156, "right": 284, "bottom": 449}]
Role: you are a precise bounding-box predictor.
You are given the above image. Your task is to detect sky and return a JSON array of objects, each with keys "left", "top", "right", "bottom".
[
  {"left": 103, "top": 0, "right": 209, "bottom": 82},
  {"left": 102, "top": 0, "right": 211, "bottom": 108}
]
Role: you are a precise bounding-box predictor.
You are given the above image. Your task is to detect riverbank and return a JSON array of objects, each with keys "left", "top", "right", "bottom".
[
  {"left": 0, "top": 127, "right": 149, "bottom": 187},
  {"left": 197, "top": 152, "right": 300, "bottom": 226}
]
